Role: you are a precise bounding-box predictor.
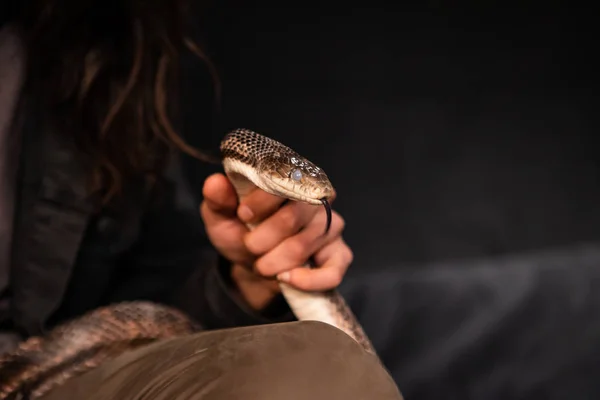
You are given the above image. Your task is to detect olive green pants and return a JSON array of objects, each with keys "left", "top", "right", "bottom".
[{"left": 40, "top": 321, "right": 402, "bottom": 400}]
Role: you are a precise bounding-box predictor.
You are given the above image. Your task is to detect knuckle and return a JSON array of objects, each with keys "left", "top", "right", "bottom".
[
  {"left": 253, "top": 257, "right": 274, "bottom": 277},
  {"left": 279, "top": 205, "right": 301, "bottom": 232},
  {"left": 286, "top": 238, "right": 309, "bottom": 263},
  {"left": 330, "top": 268, "right": 344, "bottom": 287},
  {"left": 301, "top": 274, "right": 316, "bottom": 290},
  {"left": 336, "top": 214, "right": 346, "bottom": 232},
  {"left": 242, "top": 233, "right": 262, "bottom": 255},
  {"left": 199, "top": 201, "right": 210, "bottom": 219},
  {"left": 345, "top": 247, "right": 354, "bottom": 265},
  {"left": 330, "top": 212, "right": 345, "bottom": 234},
  {"left": 247, "top": 193, "right": 278, "bottom": 219}
]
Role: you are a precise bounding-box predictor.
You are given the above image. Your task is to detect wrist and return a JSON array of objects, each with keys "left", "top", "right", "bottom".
[{"left": 230, "top": 264, "right": 282, "bottom": 311}]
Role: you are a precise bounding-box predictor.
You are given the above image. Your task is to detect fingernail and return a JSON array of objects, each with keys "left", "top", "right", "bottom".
[
  {"left": 277, "top": 272, "right": 290, "bottom": 282},
  {"left": 238, "top": 205, "right": 254, "bottom": 222}
]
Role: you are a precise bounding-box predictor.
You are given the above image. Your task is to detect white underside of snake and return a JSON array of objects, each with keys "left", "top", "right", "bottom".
[{"left": 221, "top": 129, "right": 375, "bottom": 355}]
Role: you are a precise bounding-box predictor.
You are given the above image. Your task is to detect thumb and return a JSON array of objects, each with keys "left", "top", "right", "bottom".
[
  {"left": 201, "top": 173, "right": 238, "bottom": 217},
  {"left": 200, "top": 173, "right": 253, "bottom": 265}
]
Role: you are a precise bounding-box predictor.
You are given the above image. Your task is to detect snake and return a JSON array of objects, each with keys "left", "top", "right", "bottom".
[{"left": 0, "top": 128, "right": 376, "bottom": 399}]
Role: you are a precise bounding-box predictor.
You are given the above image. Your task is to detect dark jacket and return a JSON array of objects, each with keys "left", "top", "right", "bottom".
[{"left": 0, "top": 67, "right": 293, "bottom": 345}]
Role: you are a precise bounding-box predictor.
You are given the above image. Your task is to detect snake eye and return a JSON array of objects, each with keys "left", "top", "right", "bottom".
[{"left": 291, "top": 169, "right": 303, "bottom": 182}]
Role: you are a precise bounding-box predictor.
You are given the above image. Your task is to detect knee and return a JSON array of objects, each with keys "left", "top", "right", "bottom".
[
  {"left": 279, "top": 320, "right": 368, "bottom": 354},
  {"left": 210, "top": 320, "right": 403, "bottom": 399},
  {"left": 38, "top": 321, "right": 403, "bottom": 400}
]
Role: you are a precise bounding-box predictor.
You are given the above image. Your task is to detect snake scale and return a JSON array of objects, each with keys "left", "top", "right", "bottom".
[{"left": 0, "top": 129, "right": 376, "bottom": 399}]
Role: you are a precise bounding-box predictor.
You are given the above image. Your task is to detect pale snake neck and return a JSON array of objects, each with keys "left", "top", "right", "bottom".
[{"left": 221, "top": 129, "right": 376, "bottom": 355}]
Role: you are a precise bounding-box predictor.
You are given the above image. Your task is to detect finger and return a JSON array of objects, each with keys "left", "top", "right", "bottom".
[
  {"left": 200, "top": 201, "right": 254, "bottom": 266},
  {"left": 200, "top": 174, "right": 254, "bottom": 265},
  {"left": 278, "top": 239, "right": 353, "bottom": 291},
  {"left": 238, "top": 182, "right": 338, "bottom": 225},
  {"left": 312, "top": 234, "right": 352, "bottom": 266},
  {"left": 202, "top": 173, "right": 238, "bottom": 217},
  {"left": 253, "top": 210, "right": 345, "bottom": 277},
  {"left": 237, "top": 189, "right": 287, "bottom": 225},
  {"left": 244, "top": 201, "right": 320, "bottom": 255}
]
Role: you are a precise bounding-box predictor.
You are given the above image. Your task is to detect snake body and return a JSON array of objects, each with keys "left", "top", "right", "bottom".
[
  {"left": 0, "top": 302, "right": 199, "bottom": 399},
  {"left": 0, "top": 129, "right": 375, "bottom": 399},
  {"left": 221, "top": 129, "right": 375, "bottom": 354}
]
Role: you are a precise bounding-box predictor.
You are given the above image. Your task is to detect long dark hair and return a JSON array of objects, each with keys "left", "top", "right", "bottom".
[{"left": 13, "top": 0, "right": 218, "bottom": 203}]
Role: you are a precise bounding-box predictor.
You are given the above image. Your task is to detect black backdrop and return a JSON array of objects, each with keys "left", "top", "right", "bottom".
[
  {"left": 181, "top": 3, "right": 599, "bottom": 272},
  {"left": 176, "top": 4, "right": 600, "bottom": 398}
]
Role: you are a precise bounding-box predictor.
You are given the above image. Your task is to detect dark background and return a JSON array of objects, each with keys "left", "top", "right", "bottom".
[
  {"left": 182, "top": 3, "right": 598, "bottom": 272},
  {"left": 178, "top": 3, "right": 600, "bottom": 398}
]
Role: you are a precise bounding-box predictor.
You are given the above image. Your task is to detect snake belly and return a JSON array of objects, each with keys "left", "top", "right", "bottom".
[{"left": 221, "top": 129, "right": 376, "bottom": 355}]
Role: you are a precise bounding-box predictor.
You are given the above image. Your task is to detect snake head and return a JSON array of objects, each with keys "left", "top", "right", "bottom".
[
  {"left": 221, "top": 128, "right": 335, "bottom": 234},
  {"left": 259, "top": 150, "right": 334, "bottom": 206},
  {"left": 259, "top": 150, "right": 335, "bottom": 235}
]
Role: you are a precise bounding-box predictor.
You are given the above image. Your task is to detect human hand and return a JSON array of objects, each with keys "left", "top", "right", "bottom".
[{"left": 200, "top": 173, "right": 353, "bottom": 310}]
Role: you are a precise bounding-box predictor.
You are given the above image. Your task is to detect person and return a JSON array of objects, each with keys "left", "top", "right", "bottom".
[{"left": 0, "top": 0, "right": 402, "bottom": 398}]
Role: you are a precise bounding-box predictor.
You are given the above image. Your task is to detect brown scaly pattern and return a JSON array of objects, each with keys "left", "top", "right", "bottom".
[
  {"left": 325, "top": 290, "right": 377, "bottom": 355},
  {"left": 221, "top": 129, "right": 329, "bottom": 183},
  {"left": 221, "top": 128, "right": 284, "bottom": 167},
  {"left": 221, "top": 128, "right": 334, "bottom": 203},
  {"left": 0, "top": 301, "right": 199, "bottom": 400}
]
